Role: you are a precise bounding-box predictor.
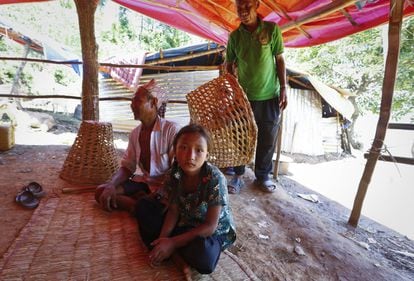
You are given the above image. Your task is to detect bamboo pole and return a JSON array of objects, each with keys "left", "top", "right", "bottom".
[
  {"left": 281, "top": 0, "right": 358, "bottom": 33},
  {"left": 0, "top": 56, "right": 83, "bottom": 65},
  {"left": 0, "top": 94, "right": 127, "bottom": 100},
  {"left": 0, "top": 94, "right": 188, "bottom": 104},
  {"left": 62, "top": 186, "right": 97, "bottom": 194},
  {"left": 145, "top": 47, "right": 225, "bottom": 65},
  {"left": 348, "top": 0, "right": 404, "bottom": 227},
  {"left": 273, "top": 112, "right": 284, "bottom": 179},
  {"left": 101, "top": 63, "right": 218, "bottom": 71},
  {"left": 0, "top": 57, "right": 220, "bottom": 71}
]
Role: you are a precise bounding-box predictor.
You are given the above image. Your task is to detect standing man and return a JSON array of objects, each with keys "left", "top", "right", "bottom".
[
  {"left": 226, "top": 0, "right": 287, "bottom": 193},
  {"left": 95, "top": 79, "right": 180, "bottom": 212}
]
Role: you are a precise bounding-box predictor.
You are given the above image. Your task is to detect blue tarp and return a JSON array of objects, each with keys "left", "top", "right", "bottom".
[
  {"left": 143, "top": 42, "right": 224, "bottom": 74},
  {"left": 0, "top": 17, "right": 82, "bottom": 75}
]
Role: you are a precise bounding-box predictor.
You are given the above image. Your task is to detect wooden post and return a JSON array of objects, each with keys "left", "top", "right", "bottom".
[
  {"left": 273, "top": 112, "right": 284, "bottom": 179},
  {"left": 74, "top": 0, "right": 99, "bottom": 121},
  {"left": 348, "top": 0, "right": 404, "bottom": 227}
]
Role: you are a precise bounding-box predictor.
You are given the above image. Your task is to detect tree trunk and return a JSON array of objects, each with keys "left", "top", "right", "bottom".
[
  {"left": 74, "top": 0, "right": 99, "bottom": 121},
  {"left": 10, "top": 43, "right": 30, "bottom": 110},
  {"left": 348, "top": 96, "right": 362, "bottom": 150}
]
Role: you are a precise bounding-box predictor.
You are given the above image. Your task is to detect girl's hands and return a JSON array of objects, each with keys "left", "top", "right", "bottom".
[{"left": 149, "top": 238, "right": 176, "bottom": 264}]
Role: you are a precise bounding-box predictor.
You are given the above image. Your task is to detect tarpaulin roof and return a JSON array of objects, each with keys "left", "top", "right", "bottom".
[
  {"left": 113, "top": 0, "right": 414, "bottom": 47},
  {"left": 1, "top": 0, "right": 413, "bottom": 47}
]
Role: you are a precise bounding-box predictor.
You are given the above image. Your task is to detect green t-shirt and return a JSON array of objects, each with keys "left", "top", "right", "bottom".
[{"left": 226, "top": 19, "right": 284, "bottom": 101}]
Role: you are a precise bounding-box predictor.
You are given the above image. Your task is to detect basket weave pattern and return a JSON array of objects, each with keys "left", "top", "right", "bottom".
[
  {"left": 0, "top": 193, "right": 259, "bottom": 280},
  {"left": 60, "top": 121, "right": 119, "bottom": 185},
  {"left": 0, "top": 195, "right": 186, "bottom": 280},
  {"left": 186, "top": 74, "right": 257, "bottom": 168}
]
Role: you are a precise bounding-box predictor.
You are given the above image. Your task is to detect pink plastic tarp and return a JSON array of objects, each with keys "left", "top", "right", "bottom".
[
  {"left": 1, "top": 0, "right": 414, "bottom": 47},
  {"left": 113, "top": 0, "right": 414, "bottom": 47}
]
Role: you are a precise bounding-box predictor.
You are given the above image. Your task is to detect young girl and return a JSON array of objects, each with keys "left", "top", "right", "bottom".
[{"left": 135, "top": 124, "right": 236, "bottom": 274}]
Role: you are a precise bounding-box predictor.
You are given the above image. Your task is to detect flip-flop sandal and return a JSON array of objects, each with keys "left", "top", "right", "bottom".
[
  {"left": 228, "top": 177, "right": 244, "bottom": 194},
  {"left": 255, "top": 179, "right": 278, "bottom": 193},
  {"left": 22, "top": 182, "right": 45, "bottom": 198},
  {"left": 224, "top": 167, "right": 236, "bottom": 176},
  {"left": 15, "top": 190, "right": 40, "bottom": 209}
]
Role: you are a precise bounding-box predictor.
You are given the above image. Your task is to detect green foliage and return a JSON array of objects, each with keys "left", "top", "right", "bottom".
[
  {"left": 0, "top": 64, "right": 16, "bottom": 84},
  {"left": 0, "top": 1, "right": 195, "bottom": 94},
  {"left": 286, "top": 16, "right": 414, "bottom": 121},
  {"left": 98, "top": 7, "right": 191, "bottom": 55},
  {"left": 54, "top": 69, "right": 67, "bottom": 86},
  {"left": 58, "top": 0, "right": 73, "bottom": 9},
  {"left": 18, "top": 71, "right": 33, "bottom": 92},
  {"left": 0, "top": 38, "right": 7, "bottom": 52},
  {"left": 140, "top": 20, "right": 191, "bottom": 51}
]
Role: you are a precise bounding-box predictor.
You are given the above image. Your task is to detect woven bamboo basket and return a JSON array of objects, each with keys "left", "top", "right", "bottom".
[
  {"left": 186, "top": 73, "right": 257, "bottom": 168},
  {"left": 60, "top": 121, "right": 119, "bottom": 185}
]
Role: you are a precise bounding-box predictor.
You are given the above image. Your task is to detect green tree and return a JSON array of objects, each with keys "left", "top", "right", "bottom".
[
  {"left": 393, "top": 17, "right": 414, "bottom": 120},
  {"left": 286, "top": 16, "right": 414, "bottom": 147},
  {"left": 286, "top": 17, "right": 413, "bottom": 120},
  {"left": 0, "top": 1, "right": 195, "bottom": 94},
  {"left": 96, "top": 5, "right": 193, "bottom": 57},
  {"left": 138, "top": 17, "right": 191, "bottom": 51}
]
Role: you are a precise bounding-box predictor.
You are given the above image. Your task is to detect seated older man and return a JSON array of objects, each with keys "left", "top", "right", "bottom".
[{"left": 95, "top": 79, "right": 180, "bottom": 213}]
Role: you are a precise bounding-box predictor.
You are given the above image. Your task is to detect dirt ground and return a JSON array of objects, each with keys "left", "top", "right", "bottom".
[{"left": 1, "top": 110, "right": 414, "bottom": 280}]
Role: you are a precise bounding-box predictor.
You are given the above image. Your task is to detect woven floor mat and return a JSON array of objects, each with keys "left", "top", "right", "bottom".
[
  {"left": 0, "top": 193, "right": 259, "bottom": 281},
  {"left": 0, "top": 194, "right": 185, "bottom": 280}
]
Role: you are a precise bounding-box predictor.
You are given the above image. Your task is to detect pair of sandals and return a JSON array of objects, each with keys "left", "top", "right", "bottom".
[
  {"left": 15, "top": 182, "right": 45, "bottom": 209},
  {"left": 228, "top": 176, "right": 278, "bottom": 194}
]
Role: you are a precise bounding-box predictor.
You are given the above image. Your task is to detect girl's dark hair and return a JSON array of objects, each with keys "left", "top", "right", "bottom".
[{"left": 173, "top": 124, "right": 212, "bottom": 151}]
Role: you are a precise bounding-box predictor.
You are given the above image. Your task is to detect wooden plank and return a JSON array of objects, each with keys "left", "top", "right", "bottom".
[{"left": 364, "top": 153, "right": 414, "bottom": 165}]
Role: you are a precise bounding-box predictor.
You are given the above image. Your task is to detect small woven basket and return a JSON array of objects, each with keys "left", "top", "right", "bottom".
[
  {"left": 186, "top": 74, "right": 257, "bottom": 168},
  {"left": 60, "top": 121, "right": 119, "bottom": 185}
]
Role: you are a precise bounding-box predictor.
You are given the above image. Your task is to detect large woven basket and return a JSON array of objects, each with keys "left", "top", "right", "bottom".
[
  {"left": 60, "top": 121, "right": 119, "bottom": 185},
  {"left": 186, "top": 73, "right": 257, "bottom": 168}
]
